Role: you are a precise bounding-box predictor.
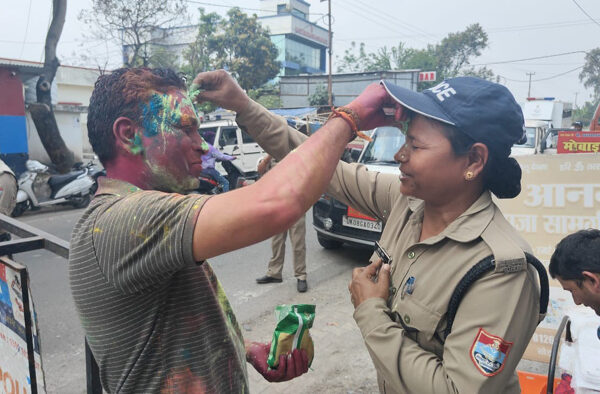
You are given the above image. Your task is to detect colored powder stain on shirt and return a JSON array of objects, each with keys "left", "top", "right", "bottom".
[{"left": 93, "top": 227, "right": 103, "bottom": 234}]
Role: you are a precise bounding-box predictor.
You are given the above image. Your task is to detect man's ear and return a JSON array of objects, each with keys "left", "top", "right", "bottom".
[
  {"left": 582, "top": 271, "right": 600, "bottom": 293},
  {"left": 466, "top": 142, "right": 489, "bottom": 177},
  {"left": 113, "top": 117, "right": 142, "bottom": 154}
]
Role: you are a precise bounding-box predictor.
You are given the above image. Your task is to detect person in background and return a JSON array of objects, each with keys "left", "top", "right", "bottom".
[
  {"left": 0, "top": 159, "right": 17, "bottom": 241},
  {"left": 70, "top": 67, "right": 391, "bottom": 393},
  {"left": 201, "top": 142, "right": 235, "bottom": 192},
  {"left": 255, "top": 154, "right": 308, "bottom": 292},
  {"left": 549, "top": 229, "right": 600, "bottom": 316},
  {"left": 195, "top": 71, "right": 544, "bottom": 393}
]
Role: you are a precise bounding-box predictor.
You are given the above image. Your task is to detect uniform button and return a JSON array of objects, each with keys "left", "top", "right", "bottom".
[
  {"left": 407, "top": 251, "right": 415, "bottom": 259},
  {"left": 404, "top": 314, "right": 411, "bottom": 324}
]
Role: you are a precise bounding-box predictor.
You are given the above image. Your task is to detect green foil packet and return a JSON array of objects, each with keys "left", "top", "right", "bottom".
[{"left": 267, "top": 304, "right": 316, "bottom": 368}]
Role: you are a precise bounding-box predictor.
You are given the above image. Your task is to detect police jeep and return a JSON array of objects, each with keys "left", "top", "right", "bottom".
[{"left": 312, "top": 126, "right": 405, "bottom": 249}]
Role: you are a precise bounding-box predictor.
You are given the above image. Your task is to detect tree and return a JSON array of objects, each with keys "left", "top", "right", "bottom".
[
  {"left": 79, "top": 0, "right": 187, "bottom": 67},
  {"left": 181, "top": 8, "right": 221, "bottom": 78},
  {"left": 336, "top": 24, "right": 493, "bottom": 89},
  {"left": 29, "top": 0, "right": 74, "bottom": 173},
  {"left": 308, "top": 84, "right": 329, "bottom": 106},
  {"left": 579, "top": 48, "right": 600, "bottom": 101},
  {"left": 209, "top": 8, "right": 280, "bottom": 91},
  {"left": 573, "top": 100, "right": 598, "bottom": 127}
]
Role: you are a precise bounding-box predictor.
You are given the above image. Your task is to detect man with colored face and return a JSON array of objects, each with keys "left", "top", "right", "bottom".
[
  {"left": 550, "top": 229, "right": 600, "bottom": 316},
  {"left": 69, "top": 67, "right": 393, "bottom": 393}
]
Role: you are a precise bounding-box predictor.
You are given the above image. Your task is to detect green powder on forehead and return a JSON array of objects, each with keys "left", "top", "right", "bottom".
[
  {"left": 188, "top": 83, "right": 204, "bottom": 102},
  {"left": 140, "top": 92, "right": 199, "bottom": 137}
]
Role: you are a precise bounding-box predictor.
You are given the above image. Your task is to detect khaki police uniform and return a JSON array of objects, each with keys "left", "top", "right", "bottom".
[
  {"left": 260, "top": 156, "right": 307, "bottom": 280},
  {"left": 237, "top": 100, "right": 543, "bottom": 393},
  {"left": 0, "top": 160, "right": 17, "bottom": 217}
]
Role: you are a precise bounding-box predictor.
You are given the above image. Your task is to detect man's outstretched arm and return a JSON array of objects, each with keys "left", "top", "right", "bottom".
[{"left": 190, "top": 70, "right": 391, "bottom": 261}]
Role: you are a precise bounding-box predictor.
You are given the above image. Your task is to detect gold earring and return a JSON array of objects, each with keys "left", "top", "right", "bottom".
[{"left": 465, "top": 171, "right": 474, "bottom": 180}]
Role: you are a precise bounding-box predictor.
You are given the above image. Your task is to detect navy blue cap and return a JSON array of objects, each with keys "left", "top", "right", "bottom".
[{"left": 381, "top": 77, "right": 526, "bottom": 158}]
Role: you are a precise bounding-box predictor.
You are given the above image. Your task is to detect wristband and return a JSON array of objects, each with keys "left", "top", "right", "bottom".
[{"left": 328, "top": 107, "right": 372, "bottom": 142}]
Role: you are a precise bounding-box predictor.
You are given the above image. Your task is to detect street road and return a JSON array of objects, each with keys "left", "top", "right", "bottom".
[{"left": 15, "top": 205, "right": 376, "bottom": 393}]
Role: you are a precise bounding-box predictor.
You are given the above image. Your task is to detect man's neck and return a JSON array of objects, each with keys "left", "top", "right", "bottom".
[{"left": 104, "top": 156, "right": 151, "bottom": 190}]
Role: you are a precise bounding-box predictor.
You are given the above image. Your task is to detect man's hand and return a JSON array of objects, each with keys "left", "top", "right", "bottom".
[
  {"left": 246, "top": 341, "right": 309, "bottom": 382},
  {"left": 192, "top": 70, "right": 250, "bottom": 114},
  {"left": 345, "top": 83, "right": 406, "bottom": 131},
  {"left": 348, "top": 260, "right": 390, "bottom": 308}
]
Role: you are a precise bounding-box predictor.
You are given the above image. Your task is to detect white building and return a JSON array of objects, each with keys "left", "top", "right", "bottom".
[{"left": 257, "top": 0, "right": 329, "bottom": 77}]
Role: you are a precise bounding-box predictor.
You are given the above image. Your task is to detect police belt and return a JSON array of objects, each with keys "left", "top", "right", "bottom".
[{"left": 392, "top": 253, "right": 549, "bottom": 343}]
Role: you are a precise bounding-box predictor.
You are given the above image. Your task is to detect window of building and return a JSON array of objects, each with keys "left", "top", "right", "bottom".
[
  {"left": 277, "top": 4, "right": 288, "bottom": 14},
  {"left": 285, "top": 39, "right": 320, "bottom": 70},
  {"left": 291, "top": 8, "right": 306, "bottom": 19}
]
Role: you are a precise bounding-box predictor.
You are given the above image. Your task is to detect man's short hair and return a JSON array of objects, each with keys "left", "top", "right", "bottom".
[
  {"left": 549, "top": 229, "right": 600, "bottom": 280},
  {"left": 87, "top": 68, "right": 186, "bottom": 165}
]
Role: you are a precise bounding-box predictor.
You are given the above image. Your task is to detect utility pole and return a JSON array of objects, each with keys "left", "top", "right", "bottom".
[
  {"left": 327, "top": 0, "right": 333, "bottom": 107},
  {"left": 574, "top": 92, "right": 579, "bottom": 109},
  {"left": 526, "top": 72, "right": 535, "bottom": 98}
]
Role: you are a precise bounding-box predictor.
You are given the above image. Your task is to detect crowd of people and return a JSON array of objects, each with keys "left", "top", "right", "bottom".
[{"left": 63, "top": 66, "right": 600, "bottom": 393}]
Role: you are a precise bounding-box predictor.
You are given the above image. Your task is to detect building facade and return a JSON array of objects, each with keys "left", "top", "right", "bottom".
[
  {"left": 258, "top": 0, "right": 329, "bottom": 77},
  {"left": 0, "top": 58, "right": 101, "bottom": 173},
  {"left": 279, "top": 70, "right": 420, "bottom": 108}
]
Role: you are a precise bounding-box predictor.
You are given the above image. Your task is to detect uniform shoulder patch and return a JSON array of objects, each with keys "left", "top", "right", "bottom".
[{"left": 470, "top": 328, "right": 513, "bottom": 377}]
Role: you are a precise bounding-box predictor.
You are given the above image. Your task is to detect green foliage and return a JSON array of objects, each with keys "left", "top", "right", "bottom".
[
  {"left": 573, "top": 100, "right": 599, "bottom": 127},
  {"left": 79, "top": 0, "right": 187, "bottom": 67},
  {"left": 579, "top": 48, "right": 600, "bottom": 101},
  {"left": 248, "top": 84, "right": 281, "bottom": 109},
  {"left": 210, "top": 8, "right": 280, "bottom": 91},
  {"left": 180, "top": 7, "right": 280, "bottom": 92},
  {"left": 308, "top": 84, "right": 329, "bottom": 106},
  {"left": 181, "top": 8, "right": 221, "bottom": 78},
  {"left": 336, "top": 24, "right": 492, "bottom": 89}
]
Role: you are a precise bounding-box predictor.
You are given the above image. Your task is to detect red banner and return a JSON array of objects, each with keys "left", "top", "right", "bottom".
[{"left": 557, "top": 131, "right": 600, "bottom": 154}]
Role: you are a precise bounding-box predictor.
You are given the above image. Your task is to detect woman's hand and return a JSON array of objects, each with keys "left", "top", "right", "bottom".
[
  {"left": 245, "top": 341, "right": 309, "bottom": 382},
  {"left": 191, "top": 70, "right": 250, "bottom": 114},
  {"left": 348, "top": 260, "right": 390, "bottom": 308}
]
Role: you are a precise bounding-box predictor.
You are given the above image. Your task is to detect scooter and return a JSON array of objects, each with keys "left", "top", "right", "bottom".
[{"left": 12, "top": 160, "right": 95, "bottom": 217}]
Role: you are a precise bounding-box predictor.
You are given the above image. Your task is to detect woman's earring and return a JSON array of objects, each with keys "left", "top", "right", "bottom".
[{"left": 465, "top": 171, "right": 474, "bottom": 180}]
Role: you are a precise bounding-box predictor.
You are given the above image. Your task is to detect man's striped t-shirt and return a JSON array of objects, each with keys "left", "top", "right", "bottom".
[{"left": 69, "top": 178, "right": 248, "bottom": 393}]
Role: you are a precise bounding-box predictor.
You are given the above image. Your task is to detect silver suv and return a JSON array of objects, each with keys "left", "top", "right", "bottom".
[{"left": 312, "top": 126, "right": 404, "bottom": 248}]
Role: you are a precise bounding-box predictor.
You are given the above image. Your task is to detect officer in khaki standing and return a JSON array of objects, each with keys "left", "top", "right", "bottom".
[
  {"left": 255, "top": 154, "right": 308, "bottom": 293},
  {"left": 195, "top": 71, "right": 545, "bottom": 393}
]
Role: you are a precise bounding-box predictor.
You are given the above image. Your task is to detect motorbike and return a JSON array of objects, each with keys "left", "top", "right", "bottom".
[
  {"left": 12, "top": 160, "right": 96, "bottom": 217},
  {"left": 196, "top": 171, "right": 224, "bottom": 195}
]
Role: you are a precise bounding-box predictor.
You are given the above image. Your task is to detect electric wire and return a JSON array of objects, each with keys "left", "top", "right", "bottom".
[
  {"left": 19, "top": 0, "right": 33, "bottom": 59},
  {"left": 571, "top": 0, "right": 600, "bottom": 29}
]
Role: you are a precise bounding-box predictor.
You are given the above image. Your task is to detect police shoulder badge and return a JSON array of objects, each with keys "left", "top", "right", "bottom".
[{"left": 470, "top": 328, "right": 513, "bottom": 377}]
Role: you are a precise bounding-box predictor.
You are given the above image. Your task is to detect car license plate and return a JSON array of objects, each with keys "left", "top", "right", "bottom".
[{"left": 342, "top": 215, "right": 382, "bottom": 232}]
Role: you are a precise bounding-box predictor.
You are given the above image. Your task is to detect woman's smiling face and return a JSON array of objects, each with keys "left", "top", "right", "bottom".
[{"left": 394, "top": 114, "right": 469, "bottom": 204}]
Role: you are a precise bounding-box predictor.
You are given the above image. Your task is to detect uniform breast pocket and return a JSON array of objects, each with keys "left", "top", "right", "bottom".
[{"left": 392, "top": 296, "right": 444, "bottom": 354}]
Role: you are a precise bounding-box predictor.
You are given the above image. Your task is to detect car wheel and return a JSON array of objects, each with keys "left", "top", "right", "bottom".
[{"left": 317, "top": 235, "right": 343, "bottom": 249}]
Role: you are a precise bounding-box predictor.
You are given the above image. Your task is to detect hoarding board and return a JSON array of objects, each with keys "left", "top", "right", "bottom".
[
  {"left": 557, "top": 131, "right": 600, "bottom": 154},
  {"left": 0, "top": 258, "right": 45, "bottom": 393},
  {"left": 496, "top": 153, "right": 600, "bottom": 362}
]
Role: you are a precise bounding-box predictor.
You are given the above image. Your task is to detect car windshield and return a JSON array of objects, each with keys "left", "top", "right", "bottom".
[
  {"left": 514, "top": 127, "right": 536, "bottom": 148},
  {"left": 360, "top": 126, "right": 405, "bottom": 164}
]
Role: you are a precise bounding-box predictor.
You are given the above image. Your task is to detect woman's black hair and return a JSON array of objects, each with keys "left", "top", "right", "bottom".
[{"left": 439, "top": 123, "right": 522, "bottom": 199}]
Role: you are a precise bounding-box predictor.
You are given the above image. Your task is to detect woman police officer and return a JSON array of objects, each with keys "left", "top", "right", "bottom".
[{"left": 195, "top": 71, "right": 544, "bottom": 393}]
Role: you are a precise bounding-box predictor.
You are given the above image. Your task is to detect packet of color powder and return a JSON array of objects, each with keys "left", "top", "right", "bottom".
[{"left": 267, "top": 304, "right": 315, "bottom": 368}]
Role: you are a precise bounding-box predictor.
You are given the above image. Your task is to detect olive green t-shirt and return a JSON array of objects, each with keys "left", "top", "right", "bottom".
[{"left": 69, "top": 178, "right": 248, "bottom": 393}]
